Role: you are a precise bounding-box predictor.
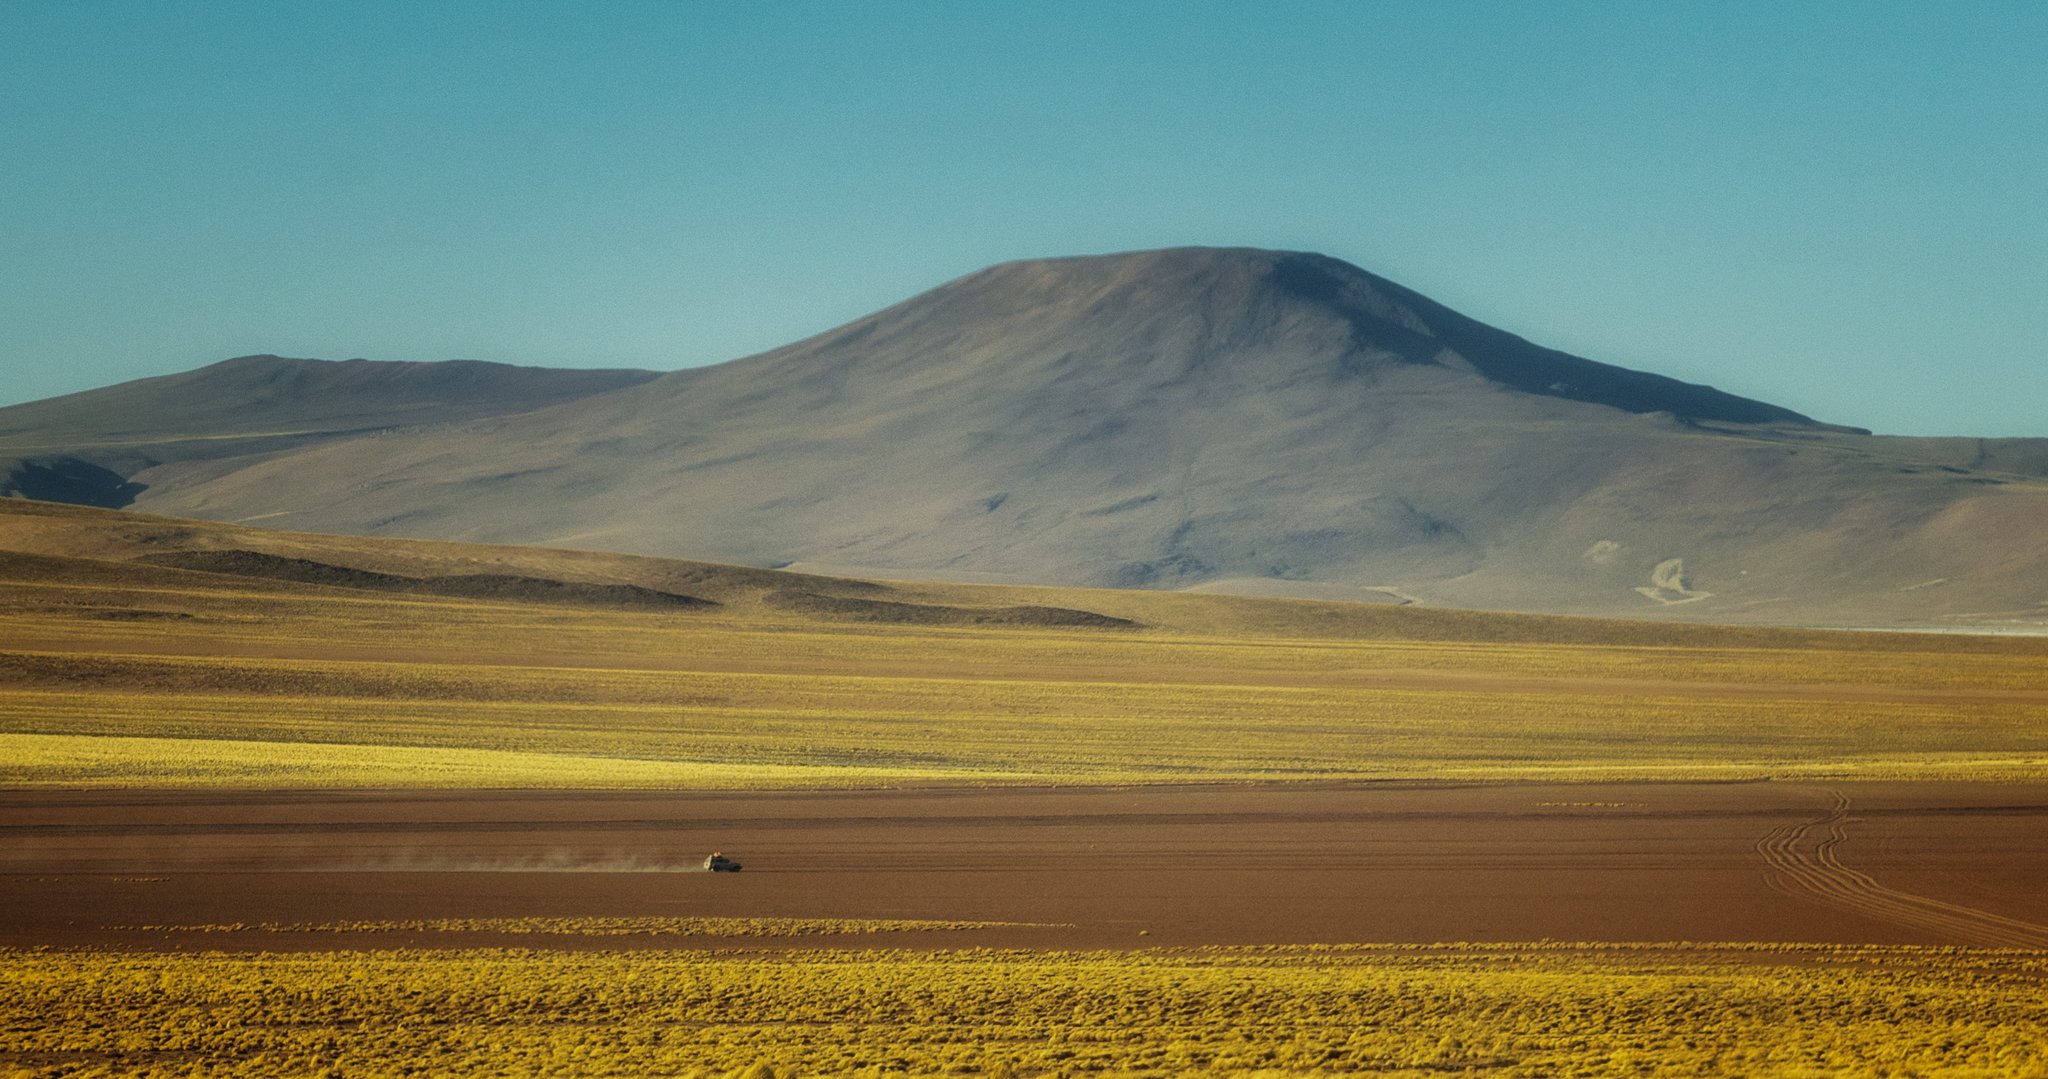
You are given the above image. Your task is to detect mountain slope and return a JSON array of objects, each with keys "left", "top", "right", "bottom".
[
  {"left": 7, "top": 248, "right": 2046, "bottom": 629},
  {"left": 0, "top": 355, "right": 659, "bottom": 506},
  {"left": 13, "top": 495, "right": 2047, "bottom": 652}
]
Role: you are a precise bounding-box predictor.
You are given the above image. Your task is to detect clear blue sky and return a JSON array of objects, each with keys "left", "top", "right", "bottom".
[{"left": 3, "top": 1, "right": 2043, "bottom": 435}]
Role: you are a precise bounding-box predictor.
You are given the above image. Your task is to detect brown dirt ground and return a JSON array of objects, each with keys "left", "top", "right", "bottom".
[{"left": 6, "top": 781, "right": 2047, "bottom": 952}]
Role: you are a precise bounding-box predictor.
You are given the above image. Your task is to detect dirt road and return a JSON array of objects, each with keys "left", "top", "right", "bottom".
[
  {"left": 1756, "top": 788, "right": 2048, "bottom": 948},
  {"left": 5, "top": 781, "right": 2045, "bottom": 950}
]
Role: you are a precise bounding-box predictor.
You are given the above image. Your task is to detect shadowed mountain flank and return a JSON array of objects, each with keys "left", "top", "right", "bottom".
[
  {"left": 2, "top": 248, "right": 2043, "bottom": 628},
  {"left": 1257, "top": 251, "right": 1836, "bottom": 427},
  {"left": 0, "top": 457, "right": 147, "bottom": 508}
]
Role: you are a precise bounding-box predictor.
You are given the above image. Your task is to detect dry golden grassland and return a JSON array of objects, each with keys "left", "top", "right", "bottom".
[
  {"left": 4, "top": 943, "right": 2047, "bottom": 1076},
  {"left": 2, "top": 497, "right": 2046, "bottom": 788},
  {"left": 124, "top": 917, "right": 1056, "bottom": 937},
  {"left": 5, "top": 544, "right": 2048, "bottom": 787},
  {"left": 6, "top": 507, "right": 2048, "bottom": 1078}
]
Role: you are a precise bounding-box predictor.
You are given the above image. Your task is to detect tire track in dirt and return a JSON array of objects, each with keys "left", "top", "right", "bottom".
[{"left": 1756, "top": 790, "right": 2048, "bottom": 948}]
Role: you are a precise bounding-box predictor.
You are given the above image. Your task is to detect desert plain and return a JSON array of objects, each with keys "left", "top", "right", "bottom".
[
  {"left": 4, "top": 497, "right": 2048, "bottom": 1074},
  {"left": 9, "top": 780, "right": 2048, "bottom": 954}
]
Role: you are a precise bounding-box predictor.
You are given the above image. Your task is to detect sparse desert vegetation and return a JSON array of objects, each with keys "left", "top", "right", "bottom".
[
  {"left": 4, "top": 501, "right": 2047, "bottom": 1076},
  {"left": 3, "top": 502, "right": 2047, "bottom": 788},
  {"left": 123, "top": 917, "right": 1054, "bottom": 937},
  {"left": 5, "top": 944, "right": 2048, "bottom": 1076}
]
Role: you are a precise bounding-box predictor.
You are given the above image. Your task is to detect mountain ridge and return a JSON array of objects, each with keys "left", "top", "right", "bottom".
[
  {"left": 0, "top": 355, "right": 659, "bottom": 506},
  {"left": 2, "top": 246, "right": 2043, "bottom": 629},
  {"left": 0, "top": 354, "right": 658, "bottom": 455},
  {"left": 657, "top": 247, "right": 1843, "bottom": 429}
]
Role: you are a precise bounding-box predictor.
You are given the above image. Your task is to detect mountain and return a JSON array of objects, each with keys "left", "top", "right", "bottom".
[
  {"left": 4, "top": 248, "right": 2045, "bottom": 629},
  {"left": 0, "top": 355, "right": 657, "bottom": 504}
]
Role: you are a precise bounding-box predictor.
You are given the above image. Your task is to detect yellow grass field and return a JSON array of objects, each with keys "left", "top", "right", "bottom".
[
  {"left": 6, "top": 942, "right": 2047, "bottom": 1076},
  {"left": 3, "top": 498, "right": 2048, "bottom": 788}
]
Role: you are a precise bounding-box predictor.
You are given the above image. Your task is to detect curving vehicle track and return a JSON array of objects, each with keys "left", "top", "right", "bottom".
[{"left": 1756, "top": 790, "right": 2048, "bottom": 948}]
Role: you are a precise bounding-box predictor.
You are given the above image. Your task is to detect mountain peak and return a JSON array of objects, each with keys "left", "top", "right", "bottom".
[
  {"left": 2, "top": 245, "right": 2038, "bottom": 626},
  {"left": 904, "top": 246, "right": 1840, "bottom": 429}
]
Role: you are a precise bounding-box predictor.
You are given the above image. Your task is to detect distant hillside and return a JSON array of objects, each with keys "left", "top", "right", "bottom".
[
  {"left": 0, "top": 355, "right": 657, "bottom": 504},
  {"left": 3, "top": 248, "right": 2044, "bottom": 630},
  {"left": 10, "top": 497, "right": 2045, "bottom": 652}
]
